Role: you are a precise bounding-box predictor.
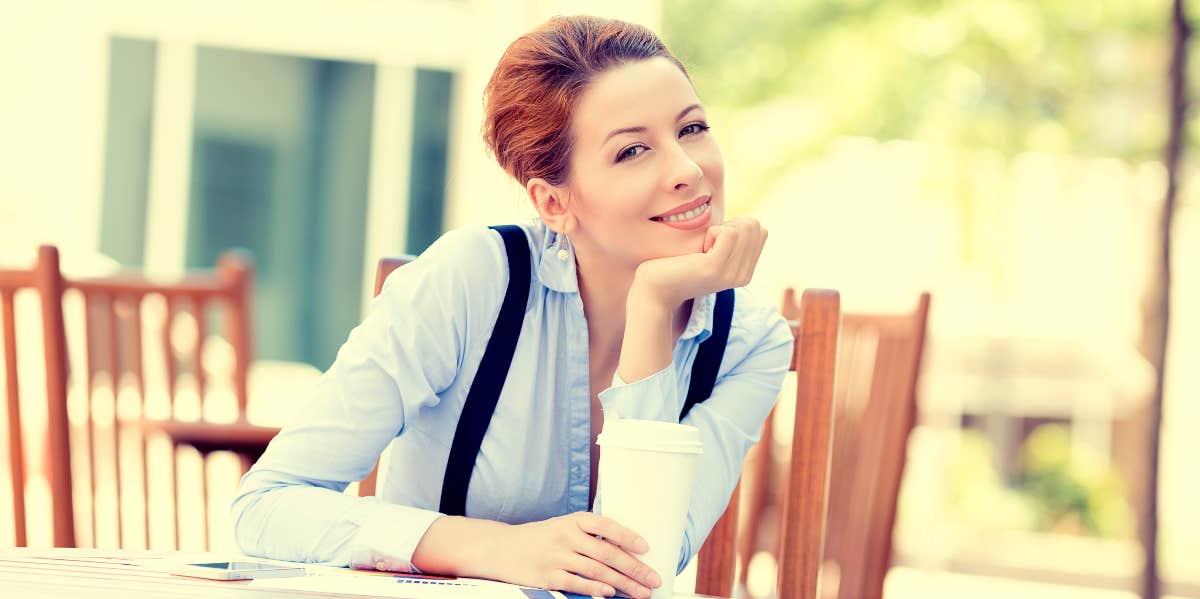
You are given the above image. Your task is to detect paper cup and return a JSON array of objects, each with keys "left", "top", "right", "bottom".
[{"left": 596, "top": 417, "right": 703, "bottom": 599}]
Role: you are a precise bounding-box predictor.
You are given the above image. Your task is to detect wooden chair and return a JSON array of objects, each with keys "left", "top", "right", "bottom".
[
  {"left": 696, "top": 289, "right": 841, "bottom": 599},
  {"left": 820, "top": 291, "right": 929, "bottom": 599},
  {"left": 62, "top": 249, "right": 273, "bottom": 549},
  {"left": 0, "top": 247, "right": 74, "bottom": 547},
  {"left": 356, "top": 256, "right": 414, "bottom": 497},
  {"left": 737, "top": 290, "right": 930, "bottom": 599}
]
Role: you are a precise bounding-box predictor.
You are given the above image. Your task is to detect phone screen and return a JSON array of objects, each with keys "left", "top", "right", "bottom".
[{"left": 191, "top": 562, "right": 291, "bottom": 571}]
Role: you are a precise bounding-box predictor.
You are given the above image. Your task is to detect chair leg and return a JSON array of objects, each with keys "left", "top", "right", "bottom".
[{"left": 199, "top": 452, "right": 210, "bottom": 551}]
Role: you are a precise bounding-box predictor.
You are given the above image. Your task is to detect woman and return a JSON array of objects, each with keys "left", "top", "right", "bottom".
[{"left": 233, "top": 15, "right": 792, "bottom": 599}]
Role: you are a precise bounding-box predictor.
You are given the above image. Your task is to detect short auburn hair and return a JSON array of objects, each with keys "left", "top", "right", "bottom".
[{"left": 482, "top": 15, "right": 690, "bottom": 187}]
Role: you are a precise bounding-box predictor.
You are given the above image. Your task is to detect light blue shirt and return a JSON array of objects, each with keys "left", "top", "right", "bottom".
[{"left": 232, "top": 220, "right": 793, "bottom": 576}]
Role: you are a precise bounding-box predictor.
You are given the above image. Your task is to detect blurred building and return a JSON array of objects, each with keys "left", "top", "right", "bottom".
[{"left": 0, "top": 0, "right": 659, "bottom": 368}]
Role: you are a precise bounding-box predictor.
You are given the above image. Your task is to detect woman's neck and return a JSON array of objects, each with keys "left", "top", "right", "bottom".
[{"left": 573, "top": 241, "right": 690, "bottom": 363}]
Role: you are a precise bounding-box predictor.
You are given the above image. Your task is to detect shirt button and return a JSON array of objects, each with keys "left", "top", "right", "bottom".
[{"left": 376, "top": 561, "right": 388, "bottom": 571}]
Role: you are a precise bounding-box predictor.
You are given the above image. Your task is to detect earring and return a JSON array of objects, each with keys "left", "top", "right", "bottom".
[{"left": 557, "top": 234, "right": 570, "bottom": 261}]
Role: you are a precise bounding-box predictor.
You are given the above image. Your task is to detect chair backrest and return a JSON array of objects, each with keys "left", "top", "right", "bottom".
[
  {"left": 62, "top": 251, "right": 253, "bottom": 549},
  {"left": 819, "top": 292, "right": 930, "bottom": 599},
  {"left": 357, "top": 255, "right": 414, "bottom": 497},
  {"left": 0, "top": 247, "right": 73, "bottom": 547},
  {"left": 776, "top": 289, "right": 840, "bottom": 599},
  {"left": 696, "top": 289, "right": 841, "bottom": 599}
]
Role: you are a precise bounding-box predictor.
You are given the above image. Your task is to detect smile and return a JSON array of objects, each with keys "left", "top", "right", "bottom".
[
  {"left": 653, "top": 200, "right": 710, "bottom": 223},
  {"left": 649, "top": 199, "right": 712, "bottom": 231}
]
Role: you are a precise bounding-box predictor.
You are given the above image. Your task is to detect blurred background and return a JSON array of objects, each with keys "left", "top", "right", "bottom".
[{"left": 0, "top": 1, "right": 1196, "bottom": 598}]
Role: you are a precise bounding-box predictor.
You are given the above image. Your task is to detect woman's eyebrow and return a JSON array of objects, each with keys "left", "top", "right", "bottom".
[
  {"left": 601, "top": 104, "right": 705, "bottom": 147},
  {"left": 676, "top": 103, "right": 702, "bottom": 121}
]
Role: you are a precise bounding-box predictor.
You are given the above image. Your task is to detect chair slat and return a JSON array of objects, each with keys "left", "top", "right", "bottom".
[
  {"left": 161, "top": 296, "right": 177, "bottom": 420},
  {"left": 696, "top": 481, "right": 740, "bottom": 597},
  {"left": 81, "top": 293, "right": 100, "bottom": 547},
  {"left": 777, "top": 289, "right": 840, "bottom": 599},
  {"left": 217, "top": 254, "right": 252, "bottom": 420},
  {"left": 34, "top": 247, "right": 75, "bottom": 548},
  {"left": 192, "top": 296, "right": 207, "bottom": 411},
  {"left": 2, "top": 288, "right": 27, "bottom": 547},
  {"left": 106, "top": 295, "right": 124, "bottom": 549},
  {"left": 129, "top": 295, "right": 151, "bottom": 549}
]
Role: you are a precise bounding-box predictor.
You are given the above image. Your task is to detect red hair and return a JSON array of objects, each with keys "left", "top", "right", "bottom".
[{"left": 482, "top": 15, "right": 689, "bottom": 187}]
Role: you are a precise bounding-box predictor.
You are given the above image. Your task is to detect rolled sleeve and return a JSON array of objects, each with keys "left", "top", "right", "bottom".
[
  {"left": 597, "top": 364, "right": 679, "bottom": 422},
  {"left": 351, "top": 503, "right": 445, "bottom": 572}
]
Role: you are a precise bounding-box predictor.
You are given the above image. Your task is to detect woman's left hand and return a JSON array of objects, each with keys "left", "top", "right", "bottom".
[
  {"left": 630, "top": 217, "right": 768, "bottom": 309},
  {"left": 615, "top": 217, "right": 767, "bottom": 384}
]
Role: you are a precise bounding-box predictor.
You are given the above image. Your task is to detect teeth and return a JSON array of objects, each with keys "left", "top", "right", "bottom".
[{"left": 661, "top": 201, "right": 709, "bottom": 223}]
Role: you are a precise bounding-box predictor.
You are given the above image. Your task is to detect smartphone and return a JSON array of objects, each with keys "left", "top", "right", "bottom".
[{"left": 169, "top": 561, "right": 306, "bottom": 581}]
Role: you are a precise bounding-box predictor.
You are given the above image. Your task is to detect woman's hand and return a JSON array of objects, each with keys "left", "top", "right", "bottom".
[
  {"left": 614, "top": 217, "right": 767, "bottom": 384},
  {"left": 495, "top": 512, "right": 661, "bottom": 598},
  {"left": 413, "top": 512, "right": 661, "bottom": 599},
  {"left": 631, "top": 217, "right": 768, "bottom": 308}
]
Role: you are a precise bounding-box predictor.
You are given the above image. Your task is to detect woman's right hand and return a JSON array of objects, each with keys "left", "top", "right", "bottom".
[
  {"left": 490, "top": 512, "right": 662, "bottom": 599},
  {"left": 414, "top": 512, "right": 661, "bottom": 599}
]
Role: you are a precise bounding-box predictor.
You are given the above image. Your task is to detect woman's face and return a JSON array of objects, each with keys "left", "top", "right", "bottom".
[{"left": 560, "top": 56, "right": 725, "bottom": 266}]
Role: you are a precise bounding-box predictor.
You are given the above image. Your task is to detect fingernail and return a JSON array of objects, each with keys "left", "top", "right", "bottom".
[
  {"left": 636, "top": 537, "right": 650, "bottom": 553},
  {"left": 649, "top": 572, "right": 662, "bottom": 588}
]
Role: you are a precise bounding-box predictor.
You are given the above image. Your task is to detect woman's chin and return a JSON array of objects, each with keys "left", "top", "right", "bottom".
[{"left": 648, "top": 237, "right": 706, "bottom": 260}]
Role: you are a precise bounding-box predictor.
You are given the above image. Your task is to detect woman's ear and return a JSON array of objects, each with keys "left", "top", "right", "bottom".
[{"left": 527, "top": 178, "right": 576, "bottom": 234}]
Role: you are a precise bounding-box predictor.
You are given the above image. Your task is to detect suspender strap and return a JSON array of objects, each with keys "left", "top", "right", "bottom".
[
  {"left": 439, "top": 225, "right": 531, "bottom": 517},
  {"left": 680, "top": 288, "right": 735, "bottom": 420}
]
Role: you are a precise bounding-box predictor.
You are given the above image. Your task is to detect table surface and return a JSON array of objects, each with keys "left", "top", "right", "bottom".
[{"left": 0, "top": 548, "right": 723, "bottom": 599}]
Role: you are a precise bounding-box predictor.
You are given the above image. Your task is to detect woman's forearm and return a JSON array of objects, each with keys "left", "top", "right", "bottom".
[
  {"left": 410, "top": 515, "right": 508, "bottom": 577},
  {"left": 616, "top": 282, "right": 676, "bottom": 384}
]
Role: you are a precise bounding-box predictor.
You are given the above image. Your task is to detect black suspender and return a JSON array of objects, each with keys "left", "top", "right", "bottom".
[
  {"left": 438, "top": 225, "right": 734, "bottom": 517},
  {"left": 680, "top": 288, "right": 734, "bottom": 420},
  {"left": 439, "top": 225, "right": 531, "bottom": 516}
]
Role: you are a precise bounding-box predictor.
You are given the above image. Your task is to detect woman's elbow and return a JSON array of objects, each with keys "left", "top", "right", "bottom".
[{"left": 230, "top": 475, "right": 276, "bottom": 557}]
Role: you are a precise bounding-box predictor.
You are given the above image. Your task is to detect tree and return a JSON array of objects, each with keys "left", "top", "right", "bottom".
[{"left": 1138, "top": 2, "right": 1189, "bottom": 598}]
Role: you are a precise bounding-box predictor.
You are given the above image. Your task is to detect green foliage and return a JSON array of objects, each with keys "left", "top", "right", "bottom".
[
  {"left": 1019, "top": 424, "right": 1135, "bottom": 539},
  {"left": 946, "top": 429, "right": 1036, "bottom": 532},
  {"left": 940, "top": 425, "right": 1134, "bottom": 539},
  {"left": 663, "top": 0, "right": 1169, "bottom": 162}
]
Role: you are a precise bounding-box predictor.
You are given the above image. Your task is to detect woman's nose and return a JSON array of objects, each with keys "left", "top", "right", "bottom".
[{"left": 666, "top": 146, "right": 703, "bottom": 192}]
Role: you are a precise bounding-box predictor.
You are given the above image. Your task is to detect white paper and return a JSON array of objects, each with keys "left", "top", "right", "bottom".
[{"left": 248, "top": 572, "right": 535, "bottom": 599}]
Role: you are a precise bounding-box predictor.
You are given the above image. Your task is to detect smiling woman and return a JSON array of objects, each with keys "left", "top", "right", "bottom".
[{"left": 232, "top": 15, "right": 792, "bottom": 599}]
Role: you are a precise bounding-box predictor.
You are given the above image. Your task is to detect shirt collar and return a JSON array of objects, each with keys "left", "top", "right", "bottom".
[
  {"left": 681, "top": 292, "right": 714, "bottom": 342},
  {"left": 536, "top": 224, "right": 716, "bottom": 342}
]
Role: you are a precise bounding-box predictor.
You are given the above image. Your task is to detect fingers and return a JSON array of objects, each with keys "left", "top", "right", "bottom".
[
  {"left": 564, "top": 553, "right": 653, "bottom": 599},
  {"left": 573, "top": 512, "right": 649, "bottom": 555},
  {"left": 548, "top": 569, "right": 616, "bottom": 598},
  {"left": 575, "top": 534, "right": 660, "bottom": 591},
  {"left": 733, "top": 223, "right": 767, "bottom": 286},
  {"left": 703, "top": 225, "right": 737, "bottom": 268},
  {"left": 714, "top": 218, "right": 766, "bottom": 288},
  {"left": 703, "top": 226, "right": 720, "bottom": 253}
]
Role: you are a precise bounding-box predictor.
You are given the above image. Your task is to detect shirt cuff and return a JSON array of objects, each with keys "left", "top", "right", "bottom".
[
  {"left": 597, "top": 363, "right": 678, "bottom": 422},
  {"left": 349, "top": 500, "right": 445, "bottom": 573}
]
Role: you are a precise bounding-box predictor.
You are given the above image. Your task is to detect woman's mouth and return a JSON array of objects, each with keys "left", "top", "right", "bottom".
[{"left": 650, "top": 198, "right": 712, "bottom": 230}]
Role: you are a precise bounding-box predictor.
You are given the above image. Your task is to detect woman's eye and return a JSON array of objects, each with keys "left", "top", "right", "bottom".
[
  {"left": 681, "top": 122, "right": 710, "bottom": 137},
  {"left": 617, "top": 145, "right": 646, "bottom": 162}
]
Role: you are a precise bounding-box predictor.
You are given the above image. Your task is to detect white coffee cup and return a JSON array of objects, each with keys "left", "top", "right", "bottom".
[{"left": 596, "top": 416, "right": 703, "bottom": 599}]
